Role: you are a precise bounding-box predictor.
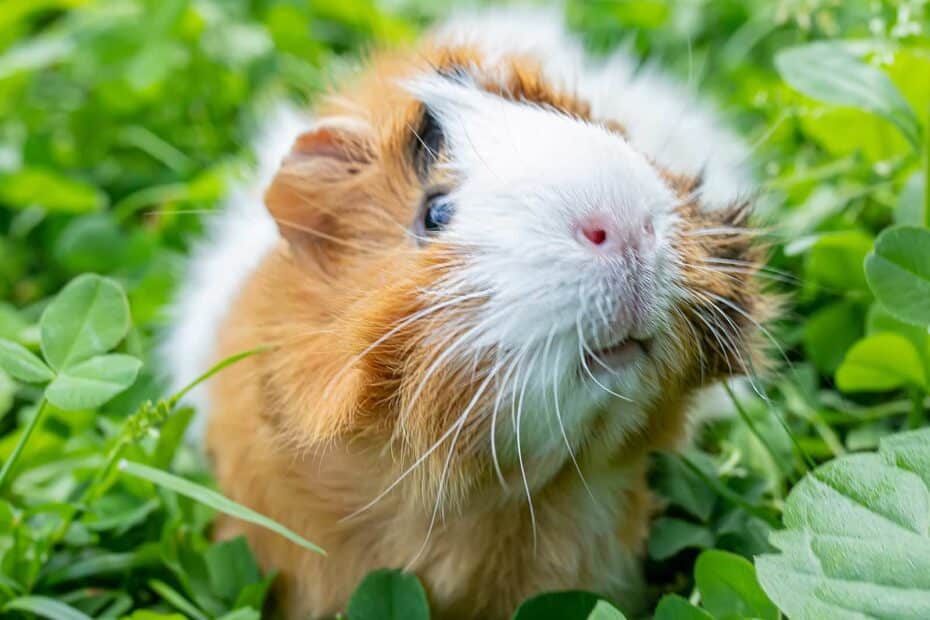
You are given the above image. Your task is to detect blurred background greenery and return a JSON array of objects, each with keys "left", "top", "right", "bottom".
[{"left": 0, "top": 0, "right": 929, "bottom": 618}]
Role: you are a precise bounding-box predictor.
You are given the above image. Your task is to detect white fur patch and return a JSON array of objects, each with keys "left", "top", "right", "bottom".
[{"left": 430, "top": 6, "right": 586, "bottom": 90}]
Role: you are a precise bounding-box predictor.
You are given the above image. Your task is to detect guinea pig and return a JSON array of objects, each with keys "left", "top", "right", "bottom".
[{"left": 165, "top": 8, "right": 775, "bottom": 620}]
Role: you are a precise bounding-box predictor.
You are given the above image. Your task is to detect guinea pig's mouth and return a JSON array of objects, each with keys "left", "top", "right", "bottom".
[{"left": 584, "top": 337, "right": 653, "bottom": 372}]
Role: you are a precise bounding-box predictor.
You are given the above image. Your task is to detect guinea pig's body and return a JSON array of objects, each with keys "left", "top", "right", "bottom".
[{"left": 166, "top": 10, "right": 772, "bottom": 619}]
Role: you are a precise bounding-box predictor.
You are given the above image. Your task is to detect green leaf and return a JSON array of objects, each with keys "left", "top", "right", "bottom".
[
  {"left": 865, "top": 226, "right": 930, "bottom": 327},
  {"left": 835, "top": 333, "right": 926, "bottom": 393},
  {"left": 119, "top": 460, "right": 325, "bottom": 555},
  {"left": 650, "top": 451, "right": 716, "bottom": 522},
  {"left": 511, "top": 591, "right": 601, "bottom": 620},
  {"left": 0, "top": 338, "right": 53, "bottom": 383},
  {"left": 217, "top": 609, "right": 261, "bottom": 620},
  {"left": 0, "top": 303, "right": 28, "bottom": 342},
  {"left": 695, "top": 549, "right": 777, "bottom": 620},
  {"left": 54, "top": 215, "right": 127, "bottom": 275},
  {"left": 122, "top": 613, "right": 186, "bottom": 620},
  {"left": 234, "top": 572, "right": 277, "bottom": 612},
  {"left": 0, "top": 167, "right": 107, "bottom": 214},
  {"left": 803, "top": 301, "right": 864, "bottom": 374},
  {"left": 775, "top": 42, "right": 921, "bottom": 148},
  {"left": 84, "top": 497, "right": 160, "bottom": 534},
  {"left": 0, "top": 32, "right": 74, "bottom": 79},
  {"left": 148, "top": 579, "right": 209, "bottom": 620},
  {"left": 653, "top": 595, "right": 714, "bottom": 620},
  {"left": 40, "top": 274, "right": 131, "bottom": 370},
  {"left": 4, "top": 596, "right": 93, "bottom": 620},
  {"left": 867, "top": 303, "right": 930, "bottom": 380},
  {"left": 800, "top": 106, "right": 910, "bottom": 162},
  {"left": 756, "top": 429, "right": 930, "bottom": 619},
  {"left": 44, "top": 551, "right": 140, "bottom": 585},
  {"left": 0, "top": 369, "right": 13, "bottom": 418},
  {"left": 647, "top": 517, "right": 714, "bottom": 560},
  {"left": 586, "top": 600, "right": 627, "bottom": 620},
  {"left": 804, "top": 230, "right": 874, "bottom": 293},
  {"left": 347, "top": 569, "right": 429, "bottom": 620},
  {"left": 153, "top": 406, "right": 195, "bottom": 469},
  {"left": 204, "top": 536, "right": 262, "bottom": 603},
  {"left": 45, "top": 354, "right": 142, "bottom": 411},
  {"left": 895, "top": 172, "right": 925, "bottom": 227}
]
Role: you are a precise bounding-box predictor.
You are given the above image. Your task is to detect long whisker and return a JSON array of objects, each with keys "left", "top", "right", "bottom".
[
  {"left": 490, "top": 352, "right": 521, "bottom": 489},
  {"left": 514, "top": 345, "right": 541, "bottom": 553},
  {"left": 272, "top": 215, "right": 381, "bottom": 252},
  {"left": 671, "top": 304, "right": 706, "bottom": 385},
  {"left": 546, "top": 330, "right": 596, "bottom": 502},
  {"left": 701, "top": 290, "right": 789, "bottom": 369},
  {"left": 399, "top": 309, "right": 503, "bottom": 426},
  {"left": 404, "top": 364, "right": 502, "bottom": 569},
  {"left": 691, "top": 291, "right": 767, "bottom": 400}
]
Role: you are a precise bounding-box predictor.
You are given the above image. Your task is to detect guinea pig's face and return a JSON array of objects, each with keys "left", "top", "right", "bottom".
[
  {"left": 407, "top": 75, "right": 683, "bottom": 452},
  {"left": 265, "top": 54, "right": 772, "bottom": 497}
]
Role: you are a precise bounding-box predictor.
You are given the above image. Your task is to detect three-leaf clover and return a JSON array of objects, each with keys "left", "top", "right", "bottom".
[{"left": 0, "top": 274, "right": 141, "bottom": 411}]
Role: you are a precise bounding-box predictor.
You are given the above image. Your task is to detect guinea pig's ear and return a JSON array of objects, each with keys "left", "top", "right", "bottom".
[{"left": 264, "top": 117, "right": 375, "bottom": 265}]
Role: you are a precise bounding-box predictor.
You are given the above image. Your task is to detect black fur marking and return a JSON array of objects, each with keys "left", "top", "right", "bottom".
[{"left": 411, "top": 106, "right": 444, "bottom": 181}]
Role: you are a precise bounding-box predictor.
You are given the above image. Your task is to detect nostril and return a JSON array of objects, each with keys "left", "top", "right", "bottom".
[{"left": 581, "top": 225, "right": 608, "bottom": 246}]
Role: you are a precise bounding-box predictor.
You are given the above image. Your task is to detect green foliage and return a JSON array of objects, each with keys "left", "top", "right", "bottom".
[
  {"left": 346, "top": 569, "right": 430, "bottom": 620},
  {"left": 836, "top": 332, "right": 927, "bottom": 392},
  {"left": 119, "top": 461, "right": 323, "bottom": 555},
  {"left": 1, "top": 0, "right": 929, "bottom": 618},
  {"left": 694, "top": 551, "right": 776, "bottom": 620},
  {"left": 775, "top": 42, "right": 921, "bottom": 148},
  {"left": 510, "top": 590, "right": 604, "bottom": 620},
  {"left": 756, "top": 428, "right": 930, "bottom": 618},
  {"left": 865, "top": 226, "right": 930, "bottom": 326}
]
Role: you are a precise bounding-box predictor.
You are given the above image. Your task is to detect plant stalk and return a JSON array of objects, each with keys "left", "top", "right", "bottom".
[
  {"left": 83, "top": 346, "right": 271, "bottom": 506},
  {"left": 0, "top": 398, "right": 50, "bottom": 489},
  {"left": 724, "top": 383, "right": 815, "bottom": 474}
]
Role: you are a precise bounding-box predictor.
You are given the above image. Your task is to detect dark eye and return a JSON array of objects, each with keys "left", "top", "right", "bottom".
[{"left": 422, "top": 192, "right": 454, "bottom": 233}]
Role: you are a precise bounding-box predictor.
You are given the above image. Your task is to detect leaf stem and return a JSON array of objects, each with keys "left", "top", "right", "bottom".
[
  {"left": 82, "top": 437, "right": 131, "bottom": 504},
  {"left": 726, "top": 383, "right": 815, "bottom": 474},
  {"left": 168, "top": 345, "right": 272, "bottom": 408},
  {"left": 0, "top": 399, "right": 50, "bottom": 489},
  {"left": 723, "top": 383, "right": 783, "bottom": 469}
]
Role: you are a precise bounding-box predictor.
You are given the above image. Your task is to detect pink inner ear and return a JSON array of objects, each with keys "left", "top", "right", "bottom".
[
  {"left": 287, "top": 118, "right": 372, "bottom": 165},
  {"left": 290, "top": 127, "right": 351, "bottom": 162}
]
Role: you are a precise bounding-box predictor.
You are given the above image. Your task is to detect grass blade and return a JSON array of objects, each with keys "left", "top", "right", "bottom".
[
  {"left": 4, "top": 595, "right": 92, "bottom": 620},
  {"left": 118, "top": 460, "right": 325, "bottom": 555},
  {"left": 148, "top": 579, "right": 209, "bottom": 620}
]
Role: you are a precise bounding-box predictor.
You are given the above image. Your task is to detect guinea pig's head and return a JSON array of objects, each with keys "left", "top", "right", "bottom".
[{"left": 264, "top": 48, "right": 776, "bottom": 509}]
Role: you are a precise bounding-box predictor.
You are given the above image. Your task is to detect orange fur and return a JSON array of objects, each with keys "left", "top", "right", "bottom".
[{"left": 205, "top": 37, "right": 773, "bottom": 619}]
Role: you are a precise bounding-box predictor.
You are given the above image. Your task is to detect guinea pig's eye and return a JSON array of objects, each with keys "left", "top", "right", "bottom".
[{"left": 421, "top": 192, "right": 455, "bottom": 235}]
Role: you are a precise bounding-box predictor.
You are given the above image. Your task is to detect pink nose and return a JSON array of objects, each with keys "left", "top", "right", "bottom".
[
  {"left": 576, "top": 214, "right": 654, "bottom": 253},
  {"left": 581, "top": 224, "right": 607, "bottom": 246}
]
